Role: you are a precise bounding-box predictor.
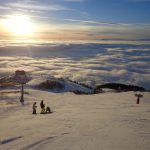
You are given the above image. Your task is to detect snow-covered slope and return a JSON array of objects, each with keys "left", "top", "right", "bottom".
[
  {"left": 28, "top": 76, "right": 93, "bottom": 93},
  {"left": 0, "top": 88, "right": 150, "bottom": 150}
]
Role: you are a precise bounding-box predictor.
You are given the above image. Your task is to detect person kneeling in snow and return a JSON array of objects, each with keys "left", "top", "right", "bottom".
[
  {"left": 46, "top": 106, "right": 52, "bottom": 114},
  {"left": 32, "top": 102, "right": 37, "bottom": 114}
]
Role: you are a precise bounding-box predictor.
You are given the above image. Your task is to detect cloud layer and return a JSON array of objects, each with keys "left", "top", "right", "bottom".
[{"left": 0, "top": 43, "right": 150, "bottom": 89}]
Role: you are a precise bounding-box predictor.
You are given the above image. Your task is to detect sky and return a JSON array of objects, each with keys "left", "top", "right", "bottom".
[{"left": 0, "top": 0, "right": 150, "bottom": 43}]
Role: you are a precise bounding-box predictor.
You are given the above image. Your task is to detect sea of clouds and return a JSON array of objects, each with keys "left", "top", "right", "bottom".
[{"left": 0, "top": 43, "right": 150, "bottom": 89}]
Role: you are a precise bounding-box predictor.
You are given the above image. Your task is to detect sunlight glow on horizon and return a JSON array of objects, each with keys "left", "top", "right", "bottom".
[
  {"left": 0, "top": 13, "right": 149, "bottom": 44},
  {"left": 4, "top": 15, "right": 35, "bottom": 36},
  {"left": 0, "top": 0, "right": 149, "bottom": 44}
]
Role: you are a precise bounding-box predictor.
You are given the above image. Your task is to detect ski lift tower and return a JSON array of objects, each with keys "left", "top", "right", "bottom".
[
  {"left": 14, "top": 70, "right": 30, "bottom": 105},
  {"left": 135, "top": 93, "right": 143, "bottom": 104}
]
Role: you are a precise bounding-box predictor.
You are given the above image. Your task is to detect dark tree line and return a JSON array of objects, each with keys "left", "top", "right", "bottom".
[{"left": 96, "top": 83, "right": 146, "bottom": 92}]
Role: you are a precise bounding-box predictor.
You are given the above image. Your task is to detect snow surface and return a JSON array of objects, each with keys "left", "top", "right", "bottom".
[{"left": 0, "top": 88, "right": 150, "bottom": 150}]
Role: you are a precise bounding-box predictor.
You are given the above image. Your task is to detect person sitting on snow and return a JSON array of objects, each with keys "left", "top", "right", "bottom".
[
  {"left": 46, "top": 106, "right": 52, "bottom": 113},
  {"left": 32, "top": 102, "right": 37, "bottom": 114}
]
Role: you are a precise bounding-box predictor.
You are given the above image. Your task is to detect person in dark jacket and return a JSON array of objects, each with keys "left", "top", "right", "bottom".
[
  {"left": 40, "top": 100, "right": 45, "bottom": 114},
  {"left": 32, "top": 102, "right": 37, "bottom": 114}
]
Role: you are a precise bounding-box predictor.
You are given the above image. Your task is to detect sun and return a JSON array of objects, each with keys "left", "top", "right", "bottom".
[{"left": 4, "top": 15, "right": 34, "bottom": 36}]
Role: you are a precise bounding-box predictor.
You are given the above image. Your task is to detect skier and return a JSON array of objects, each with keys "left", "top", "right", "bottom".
[
  {"left": 40, "top": 100, "right": 45, "bottom": 114},
  {"left": 32, "top": 102, "right": 37, "bottom": 114}
]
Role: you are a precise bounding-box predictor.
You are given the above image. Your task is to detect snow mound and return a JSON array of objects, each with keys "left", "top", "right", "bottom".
[{"left": 28, "top": 76, "right": 93, "bottom": 94}]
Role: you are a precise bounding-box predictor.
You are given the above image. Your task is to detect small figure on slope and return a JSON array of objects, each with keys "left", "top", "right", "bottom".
[
  {"left": 32, "top": 102, "right": 37, "bottom": 114},
  {"left": 40, "top": 100, "right": 45, "bottom": 114}
]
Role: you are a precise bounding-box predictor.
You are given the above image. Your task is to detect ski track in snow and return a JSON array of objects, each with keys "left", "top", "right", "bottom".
[
  {"left": 20, "top": 135, "right": 59, "bottom": 150},
  {"left": 0, "top": 136, "right": 22, "bottom": 145}
]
